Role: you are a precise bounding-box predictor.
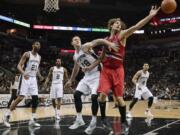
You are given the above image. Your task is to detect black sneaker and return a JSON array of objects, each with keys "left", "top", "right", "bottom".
[
  {"left": 121, "top": 122, "right": 129, "bottom": 135},
  {"left": 101, "top": 119, "right": 112, "bottom": 131}
]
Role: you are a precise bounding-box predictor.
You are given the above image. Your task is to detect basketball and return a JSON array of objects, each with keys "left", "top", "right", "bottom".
[{"left": 161, "top": 0, "right": 177, "bottom": 14}]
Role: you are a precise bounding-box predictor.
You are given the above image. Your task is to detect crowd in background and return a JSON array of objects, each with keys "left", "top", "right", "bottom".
[{"left": 0, "top": 34, "right": 179, "bottom": 100}]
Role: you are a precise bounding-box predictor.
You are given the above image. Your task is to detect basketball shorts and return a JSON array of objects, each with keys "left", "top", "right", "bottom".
[
  {"left": 76, "top": 71, "right": 100, "bottom": 95},
  {"left": 18, "top": 76, "right": 38, "bottom": 96},
  {"left": 134, "top": 85, "right": 153, "bottom": 100},
  {"left": 50, "top": 83, "right": 63, "bottom": 99},
  {"left": 97, "top": 65, "right": 124, "bottom": 97}
]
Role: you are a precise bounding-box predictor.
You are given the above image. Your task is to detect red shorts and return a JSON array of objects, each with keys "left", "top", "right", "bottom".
[{"left": 97, "top": 65, "right": 124, "bottom": 97}]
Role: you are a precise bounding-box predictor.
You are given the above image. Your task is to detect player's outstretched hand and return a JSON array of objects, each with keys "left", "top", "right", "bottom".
[{"left": 149, "top": 6, "right": 160, "bottom": 17}]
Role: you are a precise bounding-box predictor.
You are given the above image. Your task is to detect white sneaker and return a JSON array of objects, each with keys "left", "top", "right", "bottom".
[
  {"left": 3, "top": 115, "right": 11, "bottom": 128},
  {"left": 55, "top": 115, "right": 61, "bottom": 120},
  {"left": 29, "top": 120, "right": 41, "bottom": 127},
  {"left": 126, "top": 112, "right": 133, "bottom": 118},
  {"left": 28, "top": 126, "right": 40, "bottom": 135},
  {"left": 145, "top": 110, "right": 153, "bottom": 117},
  {"left": 84, "top": 121, "right": 96, "bottom": 135},
  {"left": 69, "top": 119, "right": 85, "bottom": 129}
]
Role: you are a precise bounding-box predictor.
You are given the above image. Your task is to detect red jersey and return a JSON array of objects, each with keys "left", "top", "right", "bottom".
[{"left": 103, "top": 34, "right": 125, "bottom": 68}]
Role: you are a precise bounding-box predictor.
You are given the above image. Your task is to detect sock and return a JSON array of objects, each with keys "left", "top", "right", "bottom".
[
  {"left": 54, "top": 108, "right": 57, "bottom": 115},
  {"left": 76, "top": 113, "right": 82, "bottom": 121},
  {"left": 91, "top": 115, "right": 97, "bottom": 123},
  {"left": 118, "top": 106, "right": 126, "bottom": 123},
  {"left": 6, "top": 110, "right": 11, "bottom": 116},
  {"left": 99, "top": 101, "right": 106, "bottom": 120},
  {"left": 57, "top": 109, "right": 60, "bottom": 116},
  {"left": 31, "top": 113, "right": 36, "bottom": 121}
]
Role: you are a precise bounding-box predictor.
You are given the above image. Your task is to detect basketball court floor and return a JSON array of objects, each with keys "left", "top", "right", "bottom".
[{"left": 0, "top": 100, "right": 179, "bottom": 135}]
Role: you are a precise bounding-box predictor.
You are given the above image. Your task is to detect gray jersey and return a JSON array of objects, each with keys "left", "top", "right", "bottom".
[
  {"left": 52, "top": 66, "right": 64, "bottom": 84},
  {"left": 137, "top": 70, "right": 149, "bottom": 87},
  {"left": 25, "top": 51, "right": 40, "bottom": 77},
  {"left": 73, "top": 49, "right": 100, "bottom": 75}
]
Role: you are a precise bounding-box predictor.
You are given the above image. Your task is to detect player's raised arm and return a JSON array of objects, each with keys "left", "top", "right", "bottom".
[
  {"left": 82, "top": 39, "right": 119, "bottom": 53},
  {"left": 120, "top": 6, "right": 160, "bottom": 39},
  {"left": 82, "top": 49, "right": 105, "bottom": 72}
]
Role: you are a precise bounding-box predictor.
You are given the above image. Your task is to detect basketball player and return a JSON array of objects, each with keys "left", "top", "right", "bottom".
[
  {"left": 44, "top": 58, "right": 68, "bottom": 120},
  {"left": 96, "top": 6, "right": 160, "bottom": 134},
  {"left": 7, "top": 74, "right": 19, "bottom": 108},
  {"left": 3, "top": 41, "right": 43, "bottom": 128},
  {"left": 127, "top": 63, "right": 154, "bottom": 118},
  {"left": 65, "top": 36, "right": 118, "bottom": 135}
]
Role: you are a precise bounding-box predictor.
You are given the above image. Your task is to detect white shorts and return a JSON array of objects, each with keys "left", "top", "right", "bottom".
[
  {"left": 134, "top": 85, "right": 153, "bottom": 100},
  {"left": 18, "top": 76, "right": 38, "bottom": 96},
  {"left": 76, "top": 71, "right": 100, "bottom": 95},
  {"left": 50, "top": 83, "right": 63, "bottom": 99}
]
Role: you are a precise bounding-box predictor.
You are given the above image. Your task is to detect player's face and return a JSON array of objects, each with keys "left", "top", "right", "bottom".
[
  {"left": 111, "top": 21, "right": 121, "bottom": 32},
  {"left": 56, "top": 59, "right": 61, "bottom": 66},
  {"left": 33, "top": 42, "right": 41, "bottom": 52},
  {"left": 71, "top": 36, "right": 81, "bottom": 48},
  {"left": 143, "top": 64, "right": 149, "bottom": 71}
]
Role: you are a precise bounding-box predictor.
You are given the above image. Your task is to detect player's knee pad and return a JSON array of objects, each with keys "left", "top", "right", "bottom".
[
  {"left": 91, "top": 94, "right": 98, "bottom": 115},
  {"left": 74, "top": 91, "right": 83, "bottom": 101},
  {"left": 91, "top": 94, "right": 98, "bottom": 105},
  {"left": 148, "top": 96, "right": 153, "bottom": 103},
  {"left": 31, "top": 95, "right": 39, "bottom": 108},
  {"left": 133, "top": 98, "right": 138, "bottom": 103},
  {"left": 148, "top": 96, "right": 153, "bottom": 102}
]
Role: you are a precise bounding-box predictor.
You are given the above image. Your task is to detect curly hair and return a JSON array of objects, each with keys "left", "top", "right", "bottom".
[{"left": 107, "top": 18, "right": 126, "bottom": 31}]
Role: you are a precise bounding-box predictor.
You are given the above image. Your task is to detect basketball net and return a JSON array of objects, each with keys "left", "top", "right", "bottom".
[{"left": 43, "top": 0, "right": 59, "bottom": 12}]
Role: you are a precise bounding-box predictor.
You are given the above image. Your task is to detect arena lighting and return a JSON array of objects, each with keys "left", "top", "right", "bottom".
[
  {"left": 14, "top": 20, "right": 30, "bottom": 28},
  {"left": 0, "top": 15, "right": 13, "bottom": 23},
  {"left": 33, "top": 25, "right": 144, "bottom": 34},
  {"left": 160, "top": 16, "right": 180, "bottom": 22},
  {"left": 0, "top": 15, "right": 30, "bottom": 28},
  {"left": 171, "top": 28, "right": 180, "bottom": 32},
  {"left": 60, "top": 49, "right": 75, "bottom": 53}
]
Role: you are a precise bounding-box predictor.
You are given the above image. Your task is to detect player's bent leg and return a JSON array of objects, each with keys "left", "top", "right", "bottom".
[
  {"left": 74, "top": 91, "right": 83, "bottom": 114},
  {"left": 98, "top": 93, "right": 107, "bottom": 120},
  {"left": 127, "top": 98, "right": 138, "bottom": 118},
  {"left": 56, "top": 98, "right": 61, "bottom": 120},
  {"left": 29, "top": 95, "right": 40, "bottom": 127},
  {"left": 69, "top": 91, "right": 85, "bottom": 130},
  {"left": 85, "top": 94, "right": 98, "bottom": 135},
  {"left": 98, "top": 93, "right": 112, "bottom": 131},
  {"left": 10, "top": 96, "right": 24, "bottom": 111},
  {"left": 145, "top": 96, "right": 154, "bottom": 117},
  {"left": 148, "top": 96, "right": 153, "bottom": 108},
  {"left": 3, "top": 95, "right": 24, "bottom": 128},
  {"left": 116, "top": 97, "right": 129, "bottom": 134}
]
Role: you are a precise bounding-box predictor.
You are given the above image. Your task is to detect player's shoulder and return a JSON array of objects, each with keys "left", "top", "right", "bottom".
[
  {"left": 50, "top": 66, "right": 54, "bottom": 71},
  {"left": 63, "top": 67, "right": 67, "bottom": 71},
  {"left": 23, "top": 51, "right": 30, "bottom": 58},
  {"left": 137, "top": 70, "right": 142, "bottom": 75}
]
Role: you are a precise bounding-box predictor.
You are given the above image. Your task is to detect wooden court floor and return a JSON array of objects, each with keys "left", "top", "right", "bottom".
[{"left": 0, "top": 100, "right": 179, "bottom": 123}]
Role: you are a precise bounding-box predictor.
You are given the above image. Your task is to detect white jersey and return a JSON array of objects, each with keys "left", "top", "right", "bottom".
[
  {"left": 137, "top": 70, "right": 149, "bottom": 87},
  {"left": 52, "top": 66, "right": 64, "bottom": 84},
  {"left": 73, "top": 49, "right": 100, "bottom": 75},
  {"left": 25, "top": 51, "right": 40, "bottom": 77}
]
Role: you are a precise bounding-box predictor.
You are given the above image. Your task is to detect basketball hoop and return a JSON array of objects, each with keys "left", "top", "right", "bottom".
[{"left": 43, "top": 0, "right": 59, "bottom": 13}]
